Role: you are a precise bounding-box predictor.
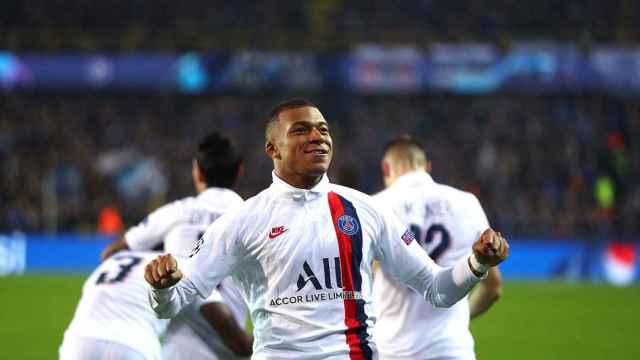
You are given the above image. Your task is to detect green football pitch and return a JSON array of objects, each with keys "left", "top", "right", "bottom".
[{"left": 1, "top": 276, "right": 639, "bottom": 360}]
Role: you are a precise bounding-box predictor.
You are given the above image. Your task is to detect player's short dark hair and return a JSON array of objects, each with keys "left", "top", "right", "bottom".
[
  {"left": 265, "top": 98, "right": 318, "bottom": 140},
  {"left": 195, "top": 132, "right": 242, "bottom": 188},
  {"left": 383, "top": 135, "right": 428, "bottom": 167}
]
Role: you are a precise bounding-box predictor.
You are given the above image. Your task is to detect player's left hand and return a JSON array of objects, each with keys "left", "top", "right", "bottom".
[{"left": 472, "top": 228, "right": 509, "bottom": 267}]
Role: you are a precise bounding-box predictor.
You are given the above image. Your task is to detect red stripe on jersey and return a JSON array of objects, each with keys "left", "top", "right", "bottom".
[{"left": 328, "top": 191, "right": 367, "bottom": 360}]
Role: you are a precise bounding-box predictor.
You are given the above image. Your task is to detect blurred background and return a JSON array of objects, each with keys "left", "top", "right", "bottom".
[{"left": 1, "top": 1, "right": 639, "bottom": 359}]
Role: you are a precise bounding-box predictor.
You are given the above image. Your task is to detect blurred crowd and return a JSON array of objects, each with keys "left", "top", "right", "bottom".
[
  {"left": 1, "top": 93, "right": 638, "bottom": 239},
  {"left": 1, "top": 0, "right": 636, "bottom": 51}
]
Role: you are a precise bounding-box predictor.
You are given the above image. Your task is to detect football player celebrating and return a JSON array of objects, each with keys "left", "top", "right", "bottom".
[{"left": 145, "top": 99, "right": 509, "bottom": 359}]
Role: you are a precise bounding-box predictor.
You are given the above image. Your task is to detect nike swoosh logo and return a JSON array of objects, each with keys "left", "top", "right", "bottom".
[{"left": 268, "top": 228, "right": 288, "bottom": 239}]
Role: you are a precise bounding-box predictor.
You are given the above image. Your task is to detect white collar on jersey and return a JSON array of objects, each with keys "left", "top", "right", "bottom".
[
  {"left": 270, "top": 171, "right": 331, "bottom": 201},
  {"left": 198, "top": 187, "right": 239, "bottom": 201},
  {"left": 392, "top": 170, "right": 435, "bottom": 189}
]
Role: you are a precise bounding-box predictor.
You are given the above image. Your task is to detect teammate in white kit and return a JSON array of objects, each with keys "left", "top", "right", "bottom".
[
  {"left": 372, "top": 136, "right": 503, "bottom": 360},
  {"left": 60, "top": 251, "right": 168, "bottom": 360},
  {"left": 144, "top": 99, "right": 509, "bottom": 360},
  {"left": 101, "top": 132, "right": 253, "bottom": 359}
]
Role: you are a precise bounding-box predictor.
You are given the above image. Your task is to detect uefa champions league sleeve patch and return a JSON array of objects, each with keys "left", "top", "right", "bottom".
[
  {"left": 401, "top": 229, "right": 416, "bottom": 245},
  {"left": 337, "top": 214, "right": 360, "bottom": 236}
]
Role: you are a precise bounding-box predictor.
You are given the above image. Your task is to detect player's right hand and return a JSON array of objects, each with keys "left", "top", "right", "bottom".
[{"left": 144, "top": 254, "right": 183, "bottom": 289}]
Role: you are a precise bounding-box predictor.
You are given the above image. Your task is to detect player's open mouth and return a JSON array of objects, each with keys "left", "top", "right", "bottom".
[{"left": 305, "top": 149, "right": 329, "bottom": 155}]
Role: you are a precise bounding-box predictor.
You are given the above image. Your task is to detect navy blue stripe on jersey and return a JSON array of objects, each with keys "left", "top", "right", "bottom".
[{"left": 334, "top": 193, "right": 373, "bottom": 360}]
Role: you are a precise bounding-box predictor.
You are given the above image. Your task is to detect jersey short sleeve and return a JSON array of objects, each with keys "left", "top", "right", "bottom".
[
  {"left": 179, "top": 211, "right": 248, "bottom": 299},
  {"left": 125, "top": 202, "right": 184, "bottom": 251},
  {"left": 373, "top": 205, "right": 441, "bottom": 296}
]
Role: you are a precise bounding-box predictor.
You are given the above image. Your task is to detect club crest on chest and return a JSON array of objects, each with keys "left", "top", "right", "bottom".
[{"left": 337, "top": 215, "right": 359, "bottom": 236}]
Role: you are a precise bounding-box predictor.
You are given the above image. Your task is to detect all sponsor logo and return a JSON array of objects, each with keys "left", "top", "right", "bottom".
[
  {"left": 269, "top": 257, "right": 363, "bottom": 307},
  {"left": 297, "top": 258, "right": 342, "bottom": 291}
]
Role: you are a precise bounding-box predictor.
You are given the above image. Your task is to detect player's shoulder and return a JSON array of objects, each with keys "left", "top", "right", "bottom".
[
  {"left": 197, "top": 187, "right": 244, "bottom": 209},
  {"left": 329, "top": 184, "right": 386, "bottom": 221},
  {"left": 435, "top": 182, "right": 477, "bottom": 201},
  {"left": 146, "top": 197, "right": 192, "bottom": 220},
  {"left": 166, "top": 196, "right": 195, "bottom": 211},
  {"left": 243, "top": 186, "right": 272, "bottom": 210},
  {"left": 200, "top": 188, "right": 273, "bottom": 242},
  {"left": 371, "top": 185, "right": 397, "bottom": 203},
  {"left": 210, "top": 188, "right": 270, "bottom": 224},
  {"left": 429, "top": 182, "right": 483, "bottom": 214},
  {"left": 330, "top": 183, "right": 375, "bottom": 205}
]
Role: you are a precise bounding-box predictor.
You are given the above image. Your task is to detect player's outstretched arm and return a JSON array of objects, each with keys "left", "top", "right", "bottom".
[
  {"left": 375, "top": 209, "right": 507, "bottom": 309},
  {"left": 422, "top": 228, "right": 508, "bottom": 308},
  {"left": 145, "top": 254, "right": 200, "bottom": 319},
  {"left": 469, "top": 266, "right": 503, "bottom": 319},
  {"left": 378, "top": 211, "right": 509, "bottom": 308}
]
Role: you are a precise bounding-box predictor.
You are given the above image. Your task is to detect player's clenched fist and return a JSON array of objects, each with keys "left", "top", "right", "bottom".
[
  {"left": 144, "top": 254, "right": 183, "bottom": 289},
  {"left": 472, "top": 228, "right": 509, "bottom": 267}
]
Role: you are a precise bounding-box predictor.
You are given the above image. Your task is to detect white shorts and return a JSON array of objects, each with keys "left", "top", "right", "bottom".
[{"left": 59, "top": 337, "right": 148, "bottom": 360}]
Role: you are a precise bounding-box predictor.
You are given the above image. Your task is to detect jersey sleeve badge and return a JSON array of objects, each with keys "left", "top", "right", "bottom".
[{"left": 401, "top": 229, "right": 416, "bottom": 245}]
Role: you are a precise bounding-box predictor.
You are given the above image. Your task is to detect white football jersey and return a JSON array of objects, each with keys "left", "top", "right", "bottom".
[
  {"left": 125, "top": 187, "right": 249, "bottom": 359},
  {"left": 162, "top": 278, "right": 249, "bottom": 360},
  {"left": 372, "top": 171, "right": 489, "bottom": 360},
  {"left": 150, "top": 172, "right": 484, "bottom": 360},
  {"left": 125, "top": 187, "right": 244, "bottom": 256},
  {"left": 61, "top": 251, "right": 168, "bottom": 360}
]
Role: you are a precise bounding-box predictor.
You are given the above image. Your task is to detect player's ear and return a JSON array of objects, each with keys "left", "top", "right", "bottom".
[
  {"left": 425, "top": 161, "right": 432, "bottom": 173},
  {"left": 381, "top": 159, "right": 391, "bottom": 178},
  {"left": 265, "top": 140, "right": 281, "bottom": 160},
  {"left": 265, "top": 119, "right": 283, "bottom": 160}
]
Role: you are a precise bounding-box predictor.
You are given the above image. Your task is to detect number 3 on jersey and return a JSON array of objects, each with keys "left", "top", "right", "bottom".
[
  {"left": 409, "top": 224, "right": 450, "bottom": 263},
  {"left": 96, "top": 255, "right": 143, "bottom": 285}
]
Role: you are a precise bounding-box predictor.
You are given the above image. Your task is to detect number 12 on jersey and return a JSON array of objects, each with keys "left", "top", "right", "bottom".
[{"left": 409, "top": 224, "right": 451, "bottom": 263}]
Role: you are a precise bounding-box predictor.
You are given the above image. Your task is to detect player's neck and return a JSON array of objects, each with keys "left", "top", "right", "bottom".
[
  {"left": 387, "top": 168, "right": 425, "bottom": 187},
  {"left": 274, "top": 170, "right": 323, "bottom": 190}
]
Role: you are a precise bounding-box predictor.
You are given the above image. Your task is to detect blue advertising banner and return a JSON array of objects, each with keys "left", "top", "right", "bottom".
[
  {"left": 1, "top": 234, "right": 638, "bottom": 285},
  {"left": 3, "top": 44, "right": 640, "bottom": 94},
  {"left": 25, "top": 234, "right": 113, "bottom": 273}
]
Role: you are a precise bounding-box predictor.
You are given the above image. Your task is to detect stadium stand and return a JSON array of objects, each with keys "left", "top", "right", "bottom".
[
  {"left": 0, "top": 1, "right": 637, "bottom": 51},
  {"left": 1, "top": 94, "right": 638, "bottom": 238}
]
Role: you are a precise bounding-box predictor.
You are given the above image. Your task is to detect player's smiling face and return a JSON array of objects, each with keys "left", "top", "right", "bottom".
[{"left": 270, "top": 106, "right": 333, "bottom": 187}]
